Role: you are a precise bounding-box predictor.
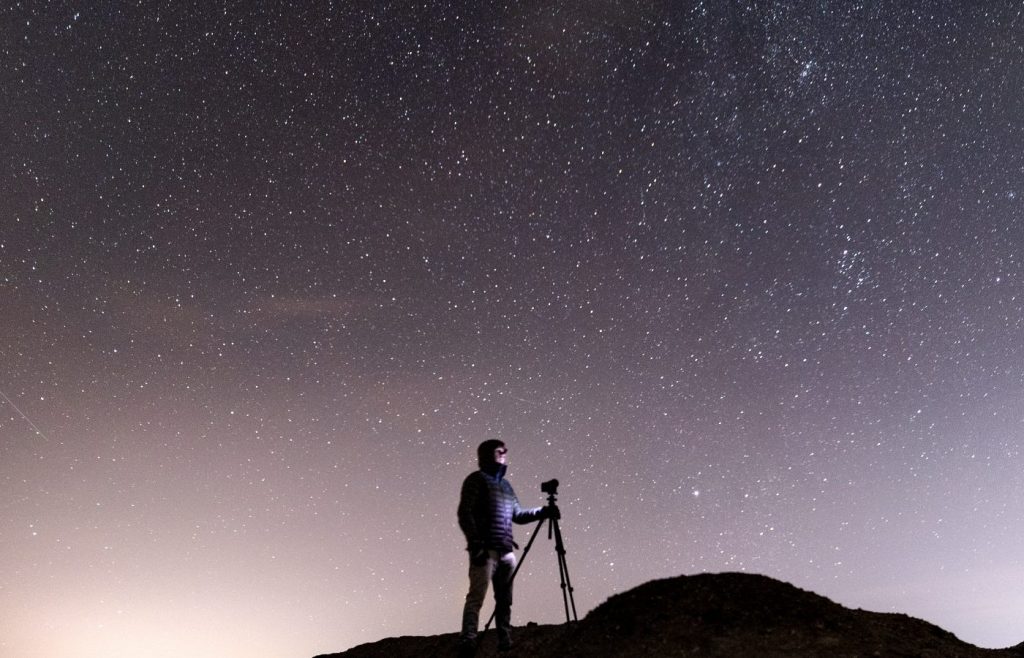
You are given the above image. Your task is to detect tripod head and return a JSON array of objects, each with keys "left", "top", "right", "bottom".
[{"left": 541, "top": 478, "right": 559, "bottom": 506}]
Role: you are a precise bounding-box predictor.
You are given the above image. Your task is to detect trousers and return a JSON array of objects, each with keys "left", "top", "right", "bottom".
[{"left": 460, "top": 550, "right": 517, "bottom": 647}]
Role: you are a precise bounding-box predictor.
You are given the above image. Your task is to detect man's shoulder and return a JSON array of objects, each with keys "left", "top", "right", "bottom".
[{"left": 462, "top": 470, "right": 486, "bottom": 486}]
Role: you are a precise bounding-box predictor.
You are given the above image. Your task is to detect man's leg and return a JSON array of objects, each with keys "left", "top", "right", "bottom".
[
  {"left": 492, "top": 552, "right": 518, "bottom": 650},
  {"left": 460, "top": 551, "right": 497, "bottom": 643}
]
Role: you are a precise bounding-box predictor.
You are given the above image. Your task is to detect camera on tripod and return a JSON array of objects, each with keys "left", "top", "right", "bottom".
[{"left": 485, "top": 476, "right": 578, "bottom": 630}]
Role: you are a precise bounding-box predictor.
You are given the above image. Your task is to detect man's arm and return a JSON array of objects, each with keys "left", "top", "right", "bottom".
[
  {"left": 508, "top": 483, "right": 544, "bottom": 525},
  {"left": 457, "top": 473, "right": 482, "bottom": 543},
  {"left": 511, "top": 503, "right": 543, "bottom": 524}
]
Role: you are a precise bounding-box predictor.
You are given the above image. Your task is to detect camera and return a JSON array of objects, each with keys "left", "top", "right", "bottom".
[{"left": 540, "top": 478, "right": 559, "bottom": 495}]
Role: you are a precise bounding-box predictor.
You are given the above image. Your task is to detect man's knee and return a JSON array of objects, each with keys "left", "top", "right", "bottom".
[{"left": 466, "top": 563, "right": 492, "bottom": 603}]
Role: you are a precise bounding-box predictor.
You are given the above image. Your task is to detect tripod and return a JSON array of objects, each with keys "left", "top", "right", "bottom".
[{"left": 484, "top": 490, "right": 578, "bottom": 631}]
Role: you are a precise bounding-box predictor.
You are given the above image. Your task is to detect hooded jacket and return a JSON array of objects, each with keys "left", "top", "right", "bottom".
[{"left": 458, "top": 463, "right": 541, "bottom": 554}]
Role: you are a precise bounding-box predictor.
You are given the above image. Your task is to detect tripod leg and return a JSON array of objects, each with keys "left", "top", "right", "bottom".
[{"left": 551, "top": 519, "right": 578, "bottom": 622}]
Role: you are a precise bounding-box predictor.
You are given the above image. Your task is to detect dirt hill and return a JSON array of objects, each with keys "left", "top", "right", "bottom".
[{"left": 314, "top": 572, "right": 1024, "bottom": 657}]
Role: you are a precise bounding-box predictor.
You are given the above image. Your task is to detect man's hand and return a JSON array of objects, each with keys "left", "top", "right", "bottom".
[
  {"left": 468, "top": 542, "right": 489, "bottom": 566},
  {"left": 540, "top": 505, "right": 561, "bottom": 520}
]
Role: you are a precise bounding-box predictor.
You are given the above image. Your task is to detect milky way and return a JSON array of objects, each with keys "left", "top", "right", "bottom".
[{"left": 3, "top": 3, "right": 1023, "bottom": 656}]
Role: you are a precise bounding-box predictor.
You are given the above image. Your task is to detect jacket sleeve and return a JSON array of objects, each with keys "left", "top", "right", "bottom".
[
  {"left": 510, "top": 486, "right": 543, "bottom": 525},
  {"left": 457, "top": 474, "right": 481, "bottom": 544}
]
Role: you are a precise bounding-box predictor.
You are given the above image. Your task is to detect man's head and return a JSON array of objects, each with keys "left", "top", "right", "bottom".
[{"left": 477, "top": 439, "right": 508, "bottom": 467}]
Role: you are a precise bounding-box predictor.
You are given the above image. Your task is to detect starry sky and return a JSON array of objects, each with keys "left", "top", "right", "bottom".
[{"left": 3, "top": 2, "right": 1023, "bottom": 656}]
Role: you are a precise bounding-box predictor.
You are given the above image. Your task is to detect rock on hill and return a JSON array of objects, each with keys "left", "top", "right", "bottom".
[{"left": 314, "top": 572, "right": 1024, "bottom": 657}]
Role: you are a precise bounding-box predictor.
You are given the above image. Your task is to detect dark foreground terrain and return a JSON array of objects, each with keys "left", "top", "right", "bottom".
[{"left": 315, "top": 572, "right": 1024, "bottom": 657}]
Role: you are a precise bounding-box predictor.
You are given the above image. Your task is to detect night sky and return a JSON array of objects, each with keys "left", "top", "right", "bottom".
[{"left": 3, "top": 2, "right": 1024, "bottom": 656}]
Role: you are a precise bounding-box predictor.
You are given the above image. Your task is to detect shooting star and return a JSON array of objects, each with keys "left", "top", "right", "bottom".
[{"left": 0, "top": 389, "right": 52, "bottom": 442}]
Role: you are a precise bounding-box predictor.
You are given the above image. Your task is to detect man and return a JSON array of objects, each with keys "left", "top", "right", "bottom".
[{"left": 457, "top": 439, "right": 557, "bottom": 654}]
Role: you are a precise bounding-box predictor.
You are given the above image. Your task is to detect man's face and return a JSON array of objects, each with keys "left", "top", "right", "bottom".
[{"left": 494, "top": 446, "right": 508, "bottom": 465}]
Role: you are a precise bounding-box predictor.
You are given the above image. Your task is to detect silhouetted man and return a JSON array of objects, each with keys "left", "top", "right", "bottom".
[{"left": 457, "top": 439, "right": 556, "bottom": 654}]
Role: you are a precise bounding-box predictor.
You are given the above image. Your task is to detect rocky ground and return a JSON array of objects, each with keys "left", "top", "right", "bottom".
[{"left": 314, "top": 572, "right": 1024, "bottom": 658}]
